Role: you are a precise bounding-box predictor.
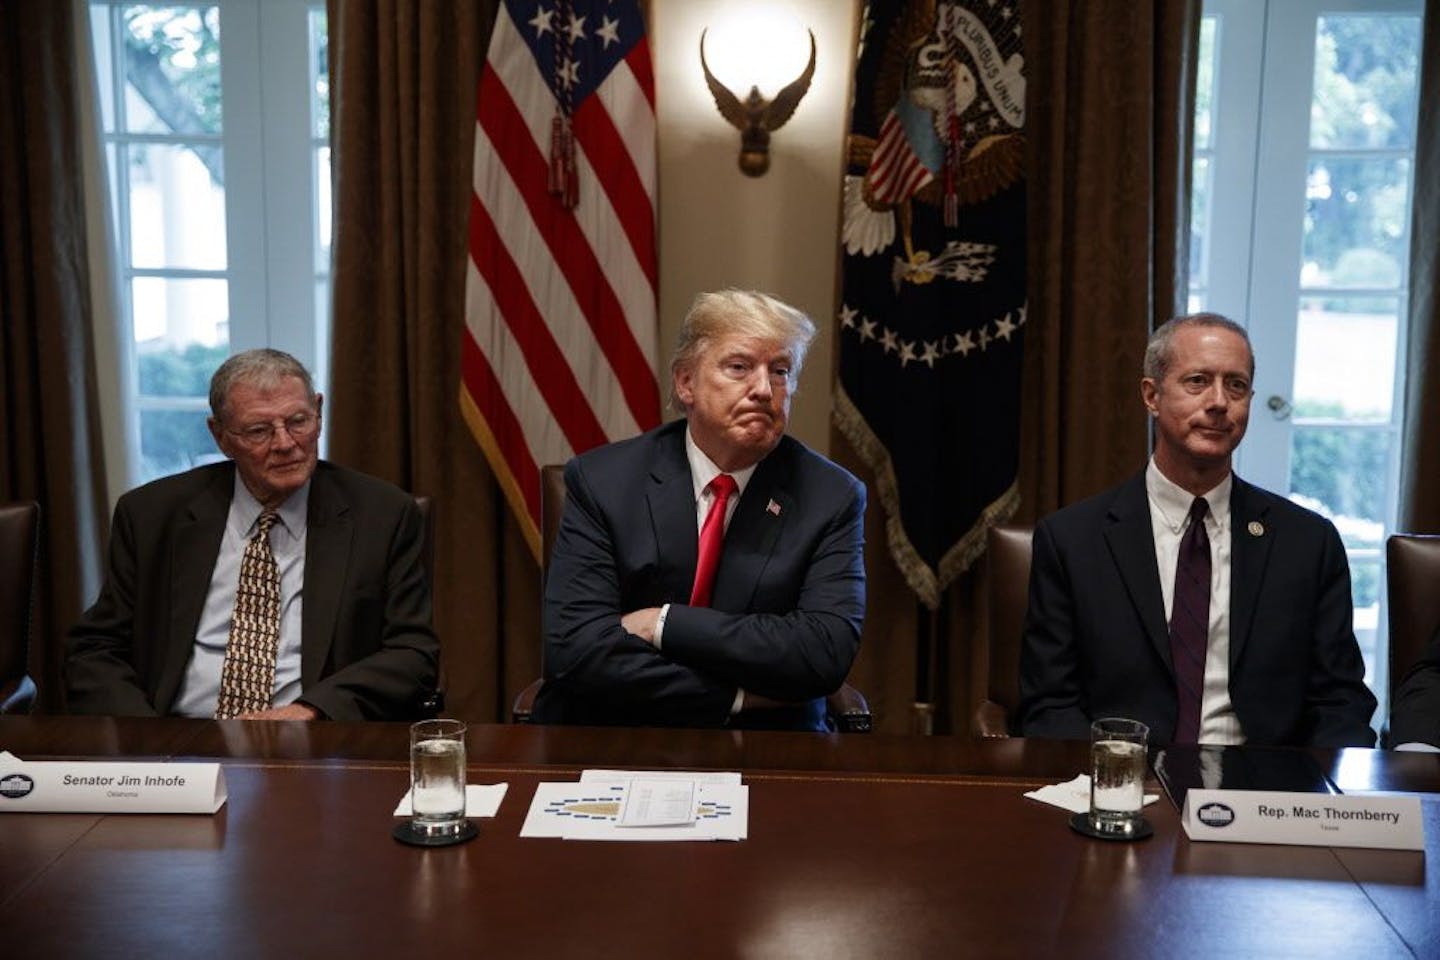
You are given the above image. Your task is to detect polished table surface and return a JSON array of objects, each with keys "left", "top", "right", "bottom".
[{"left": 2, "top": 718, "right": 1437, "bottom": 958}]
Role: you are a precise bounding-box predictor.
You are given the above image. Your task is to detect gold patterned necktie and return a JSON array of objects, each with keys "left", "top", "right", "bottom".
[{"left": 215, "top": 511, "right": 282, "bottom": 719}]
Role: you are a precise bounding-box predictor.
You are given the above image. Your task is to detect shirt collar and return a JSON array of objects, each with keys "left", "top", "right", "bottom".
[
  {"left": 1146, "top": 457, "right": 1231, "bottom": 534},
  {"left": 231, "top": 470, "right": 310, "bottom": 540},
  {"left": 684, "top": 428, "right": 759, "bottom": 502}
]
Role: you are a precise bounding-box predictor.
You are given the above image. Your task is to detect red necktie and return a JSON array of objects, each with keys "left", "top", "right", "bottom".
[
  {"left": 690, "top": 474, "right": 737, "bottom": 607},
  {"left": 1168, "top": 497, "right": 1211, "bottom": 744}
]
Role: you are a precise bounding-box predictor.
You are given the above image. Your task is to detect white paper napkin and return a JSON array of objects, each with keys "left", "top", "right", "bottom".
[
  {"left": 393, "top": 783, "right": 508, "bottom": 817},
  {"left": 1024, "top": 774, "right": 1160, "bottom": 814}
]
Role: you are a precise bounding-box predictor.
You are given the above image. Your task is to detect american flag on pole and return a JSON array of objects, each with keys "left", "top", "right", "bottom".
[{"left": 461, "top": 0, "right": 661, "bottom": 558}]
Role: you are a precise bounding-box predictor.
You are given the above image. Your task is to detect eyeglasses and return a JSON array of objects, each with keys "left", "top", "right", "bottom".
[{"left": 226, "top": 411, "right": 321, "bottom": 449}]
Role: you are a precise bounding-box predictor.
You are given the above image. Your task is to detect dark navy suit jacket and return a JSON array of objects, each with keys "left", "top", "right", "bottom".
[
  {"left": 1017, "top": 470, "right": 1376, "bottom": 747},
  {"left": 532, "top": 419, "right": 866, "bottom": 730}
]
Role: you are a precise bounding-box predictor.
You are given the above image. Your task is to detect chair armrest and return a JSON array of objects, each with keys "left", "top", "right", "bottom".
[
  {"left": 973, "top": 698, "right": 1011, "bottom": 739},
  {"left": 512, "top": 678, "right": 543, "bottom": 724},
  {"left": 826, "top": 683, "right": 872, "bottom": 733},
  {"left": 0, "top": 675, "right": 37, "bottom": 715}
]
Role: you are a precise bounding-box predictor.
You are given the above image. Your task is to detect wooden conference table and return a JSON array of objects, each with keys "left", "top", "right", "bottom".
[{"left": 2, "top": 717, "right": 1437, "bottom": 959}]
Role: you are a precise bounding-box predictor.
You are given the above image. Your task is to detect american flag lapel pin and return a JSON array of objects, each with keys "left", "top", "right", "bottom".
[{"left": 766, "top": 499, "right": 782, "bottom": 517}]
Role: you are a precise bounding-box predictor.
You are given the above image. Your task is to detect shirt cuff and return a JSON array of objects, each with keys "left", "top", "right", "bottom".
[
  {"left": 653, "top": 603, "right": 670, "bottom": 648},
  {"left": 731, "top": 688, "right": 746, "bottom": 714}
]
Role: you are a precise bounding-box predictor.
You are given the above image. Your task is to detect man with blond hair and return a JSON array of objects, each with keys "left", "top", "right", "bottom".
[{"left": 534, "top": 290, "right": 867, "bottom": 730}]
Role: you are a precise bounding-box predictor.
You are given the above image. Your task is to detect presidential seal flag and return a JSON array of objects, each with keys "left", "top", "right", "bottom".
[
  {"left": 461, "top": 0, "right": 661, "bottom": 558},
  {"left": 835, "top": 0, "right": 1026, "bottom": 609}
]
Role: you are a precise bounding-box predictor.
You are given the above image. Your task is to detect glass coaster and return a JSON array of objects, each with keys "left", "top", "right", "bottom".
[
  {"left": 1069, "top": 812, "right": 1154, "bottom": 841},
  {"left": 392, "top": 820, "right": 479, "bottom": 847}
]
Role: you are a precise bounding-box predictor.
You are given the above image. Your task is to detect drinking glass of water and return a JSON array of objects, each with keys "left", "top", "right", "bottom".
[
  {"left": 1089, "top": 717, "right": 1149, "bottom": 836},
  {"left": 409, "top": 719, "right": 467, "bottom": 838}
]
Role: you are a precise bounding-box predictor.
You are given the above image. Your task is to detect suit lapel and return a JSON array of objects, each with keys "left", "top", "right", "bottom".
[
  {"left": 711, "top": 443, "right": 791, "bottom": 612},
  {"left": 161, "top": 466, "right": 232, "bottom": 709},
  {"left": 1102, "top": 473, "right": 1173, "bottom": 670},
  {"left": 646, "top": 426, "right": 700, "bottom": 602},
  {"left": 301, "top": 465, "right": 352, "bottom": 685},
  {"left": 1228, "top": 476, "right": 1272, "bottom": 669}
]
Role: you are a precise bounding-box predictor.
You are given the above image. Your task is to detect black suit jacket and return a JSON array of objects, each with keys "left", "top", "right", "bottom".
[
  {"left": 532, "top": 419, "right": 866, "bottom": 730},
  {"left": 65, "top": 461, "right": 438, "bottom": 720},
  {"left": 1017, "top": 470, "right": 1376, "bottom": 747},
  {"left": 1389, "top": 629, "right": 1440, "bottom": 747}
]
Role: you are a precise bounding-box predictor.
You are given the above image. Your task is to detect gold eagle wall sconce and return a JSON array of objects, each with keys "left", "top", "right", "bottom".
[{"left": 699, "top": 27, "right": 817, "bottom": 177}]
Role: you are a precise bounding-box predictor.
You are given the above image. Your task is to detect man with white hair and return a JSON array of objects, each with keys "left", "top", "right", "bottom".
[
  {"left": 534, "top": 290, "right": 867, "bottom": 730},
  {"left": 67, "top": 349, "right": 437, "bottom": 721}
]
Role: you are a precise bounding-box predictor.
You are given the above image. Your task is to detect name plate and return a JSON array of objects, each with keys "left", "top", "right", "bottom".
[
  {"left": 1181, "top": 789, "right": 1423, "bottom": 850},
  {"left": 0, "top": 757, "right": 227, "bottom": 814}
]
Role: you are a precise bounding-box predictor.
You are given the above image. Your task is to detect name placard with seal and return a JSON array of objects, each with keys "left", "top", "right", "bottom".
[
  {"left": 1181, "top": 788, "right": 1423, "bottom": 850},
  {"left": 0, "top": 752, "right": 226, "bottom": 814}
]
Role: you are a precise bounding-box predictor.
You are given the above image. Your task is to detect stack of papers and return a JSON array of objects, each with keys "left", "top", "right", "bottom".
[{"left": 520, "top": 769, "right": 748, "bottom": 841}]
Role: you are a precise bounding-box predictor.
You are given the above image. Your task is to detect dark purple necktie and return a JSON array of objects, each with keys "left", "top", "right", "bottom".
[{"left": 1169, "top": 497, "right": 1210, "bottom": 744}]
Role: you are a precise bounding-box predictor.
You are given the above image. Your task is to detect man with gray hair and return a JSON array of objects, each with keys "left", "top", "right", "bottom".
[
  {"left": 1017, "top": 313, "right": 1376, "bottom": 746},
  {"left": 67, "top": 349, "right": 438, "bottom": 720},
  {"left": 533, "top": 290, "right": 867, "bottom": 730}
]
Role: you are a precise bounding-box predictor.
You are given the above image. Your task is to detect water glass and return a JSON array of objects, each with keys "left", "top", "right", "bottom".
[
  {"left": 409, "top": 719, "right": 467, "bottom": 837},
  {"left": 1089, "top": 717, "right": 1149, "bottom": 835}
]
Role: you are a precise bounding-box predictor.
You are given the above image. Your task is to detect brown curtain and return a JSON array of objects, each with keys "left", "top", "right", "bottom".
[
  {"left": 1398, "top": 0, "right": 1440, "bottom": 534},
  {"left": 326, "top": 0, "right": 535, "bottom": 723},
  {"left": 839, "top": 0, "right": 1199, "bottom": 734},
  {"left": 0, "top": 1, "right": 109, "bottom": 712},
  {"left": 1018, "top": 0, "right": 1199, "bottom": 518}
]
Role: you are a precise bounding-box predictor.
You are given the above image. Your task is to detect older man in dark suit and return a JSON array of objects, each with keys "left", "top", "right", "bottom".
[
  {"left": 1018, "top": 313, "right": 1375, "bottom": 747},
  {"left": 533, "top": 290, "right": 866, "bottom": 730},
  {"left": 67, "top": 349, "right": 437, "bottom": 721}
]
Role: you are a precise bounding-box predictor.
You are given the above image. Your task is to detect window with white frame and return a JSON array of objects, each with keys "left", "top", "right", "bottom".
[
  {"left": 1191, "top": 0, "right": 1425, "bottom": 716},
  {"left": 89, "top": 0, "right": 331, "bottom": 486}
]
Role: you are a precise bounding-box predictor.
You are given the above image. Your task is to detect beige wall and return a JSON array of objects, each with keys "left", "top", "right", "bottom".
[{"left": 651, "top": 0, "right": 859, "bottom": 454}]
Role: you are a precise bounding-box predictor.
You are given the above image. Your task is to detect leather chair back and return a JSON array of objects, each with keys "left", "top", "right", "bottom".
[
  {"left": 1386, "top": 534, "right": 1440, "bottom": 703},
  {"left": 540, "top": 464, "right": 566, "bottom": 584},
  {"left": 0, "top": 501, "right": 40, "bottom": 714},
  {"left": 974, "top": 523, "right": 1033, "bottom": 737},
  {"left": 414, "top": 495, "right": 434, "bottom": 586}
]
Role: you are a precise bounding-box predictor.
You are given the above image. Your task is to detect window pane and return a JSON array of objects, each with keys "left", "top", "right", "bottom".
[
  {"left": 131, "top": 276, "right": 229, "bottom": 351},
  {"left": 1302, "top": 157, "right": 1409, "bottom": 286},
  {"left": 310, "top": 7, "right": 329, "bottom": 140},
  {"left": 1310, "top": 15, "right": 1421, "bottom": 150},
  {"left": 1292, "top": 297, "right": 1396, "bottom": 421},
  {"left": 120, "top": 5, "right": 223, "bottom": 135},
  {"left": 1195, "top": 17, "right": 1217, "bottom": 151},
  {"left": 315, "top": 145, "right": 332, "bottom": 264},
  {"left": 139, "top": 406, "right": 221, "bottom": 479},
  {"left": 127, "top": 143, "right": 227, "bottom": 269},
  {"left": 1288, "top": 426, "right": 1389, "bottom": 536},
  {"left": 1350, "top": 557, "right": 1380, "bottom": 685},
  {"left": 137, "top": 341, "right": 229, "bottom": 398},
  {"left": 90, "top": 6, "right": 117, "bottom": 132},
  {"left": 1189, "top": 155, "right": 1211, "bottom": 292}
]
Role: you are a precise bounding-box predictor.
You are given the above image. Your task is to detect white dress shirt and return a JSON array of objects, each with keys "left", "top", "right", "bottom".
[
  {"left": 1146, "top": 459, "right": 1245, "bottom": 745},
  {"left": 652, "top": 428, "right": 758, "bottom": 714},
  {"left": 172, "top": 476, "right": 309, "bottom": 717}
]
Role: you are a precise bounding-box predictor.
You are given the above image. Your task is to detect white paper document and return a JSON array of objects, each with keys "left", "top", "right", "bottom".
[
  {"left": 520, "top": 771, "right": 748, "bottom": 841},
  {"left": 392, "top": 783, "right": 509, "bottom": 817}
]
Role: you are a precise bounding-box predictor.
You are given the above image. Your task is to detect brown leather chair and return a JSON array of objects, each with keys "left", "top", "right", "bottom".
[
  {"left": 1386, "top": 534, "right": 1440, "bottom": 716},
  {"left": 513, "top": 465, "right": 872, "bottom": 732},
  {"left": 973, "top": 523, "right": 1033, "bottom": 738},
  {"left": 413, "top": 495, "right": 443, "bottom": 718},
  {"left": 0, "top": 501, "right": 41, "bottom": 714}
]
